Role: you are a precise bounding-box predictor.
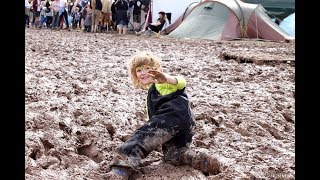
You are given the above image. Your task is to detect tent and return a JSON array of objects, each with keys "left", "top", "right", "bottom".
[
  {"left": 242, "top": 0, "right": 295, "bottom": 20},
  {"left": 167, "top": 0, "right": 293, "bottom": 41},
  {"left": 162, "top": 2, "right": 200, "bottom": 34},
  {"left": 279, "top": 13, "right": 295, "bottom": 38}
]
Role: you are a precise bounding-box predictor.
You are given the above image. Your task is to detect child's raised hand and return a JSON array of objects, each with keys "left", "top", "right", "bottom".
[{"left": 148, "top": 70, "right": 167, "bottom": 84}]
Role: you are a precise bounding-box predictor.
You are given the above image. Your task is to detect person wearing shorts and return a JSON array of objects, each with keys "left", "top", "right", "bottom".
[
  {"left": 115, "top": 0, "right": 129, "bottom": 35},
  {"left": 100, "top": 0, "right": 111, "bottom": 32},
  {"left": 117, "top": 19, "right": 128, "bottom": 30}
]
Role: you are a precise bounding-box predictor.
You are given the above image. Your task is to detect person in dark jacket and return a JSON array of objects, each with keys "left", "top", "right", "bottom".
[
  {"left": 129, "top": 0, "right": 142, "bottom": 31},
  {"left": 111, "top": 0, "right": 117, "bottom": 30},
  {"left": 115, "top": 0, "right": 129, "bottom": 34},
  {"left": 104, "top": 51, "right": 220, "bottom": 179}
]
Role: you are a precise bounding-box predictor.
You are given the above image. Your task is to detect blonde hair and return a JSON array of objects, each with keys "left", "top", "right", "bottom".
[{"left": 128, "top": 51, "right": 162, "bottom": 89}]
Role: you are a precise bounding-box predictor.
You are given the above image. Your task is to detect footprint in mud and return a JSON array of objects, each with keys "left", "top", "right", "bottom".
[{"left": 76, "top": 132, "right": 104, "bottom": 163}]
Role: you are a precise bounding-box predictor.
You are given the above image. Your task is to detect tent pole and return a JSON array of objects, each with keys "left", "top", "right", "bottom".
[
  {"left": 231, "top": 0, "right": 245, "bottom": 37},
  {"left": 151, "top": 0, "right": 153, "bottom": 23},
  {"left": 255, "top": 9, "right": 258, "bottom": 39},
  {"left": 143, "top": 1, "right": 152, "bottom": 30}
]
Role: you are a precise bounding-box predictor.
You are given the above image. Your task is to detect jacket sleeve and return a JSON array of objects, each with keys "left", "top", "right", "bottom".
[{"left": 155, "top": 76, "right": 187, "bottom": 96}]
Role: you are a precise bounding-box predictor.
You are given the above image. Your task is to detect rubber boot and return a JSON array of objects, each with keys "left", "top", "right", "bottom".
[
  {"left": 104, "top": 166, "right": 132, "bottom": 180},
  {"left": 135, "top": 29, "right": 145, "bottom": 36},
  {"left": 180, "top": 148, "right": 221, "bottom": 175}
]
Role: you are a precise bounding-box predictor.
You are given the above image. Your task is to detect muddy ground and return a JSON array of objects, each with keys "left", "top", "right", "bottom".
[{"left": 25, "top": 28, "right": 295, "bottom": 180}]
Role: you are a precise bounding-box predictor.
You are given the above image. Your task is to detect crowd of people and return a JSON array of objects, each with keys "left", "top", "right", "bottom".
[{"left": 25, "top": 0, "right": 166, "bottom": 35}]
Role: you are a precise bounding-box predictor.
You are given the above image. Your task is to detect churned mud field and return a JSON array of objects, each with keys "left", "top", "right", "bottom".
[{"left": 25, "top": 28, "right": 295, "bottom": 179}]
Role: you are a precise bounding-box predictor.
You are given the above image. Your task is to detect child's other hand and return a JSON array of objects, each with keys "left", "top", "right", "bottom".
[{"left": 148, "top": 70, "right": 167, "bottom": 84}]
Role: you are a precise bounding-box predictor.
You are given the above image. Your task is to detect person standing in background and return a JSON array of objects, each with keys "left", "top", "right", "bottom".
[
  {"left": 51, "top": 0, "right": 60, "bottom": 29},
  {"left": 111, "top": 0, "right": 117, "bottom": 31},
  {"left": 58, "top": 0, "right": 70, "bottom": 31},
  {"left": 129, "top": 0, "right": 142, "bottom": 32},
  {"left": 89, "top": 0, "right": 103, "bottom": 32},
  {"left": 45, "top": 0, "right": 53, "bottom": 28},
  {"left": 25, "top": 0, "right": 31, "bottom": 28},
  {"left": 31, "top": 0, "right": 41, "bottom": 27},
  {"left": 100, "top": 0, "right": 112, "bottom": 32},
  {"left": 115, "top": 0, "right": 129, "bottom": 35}
]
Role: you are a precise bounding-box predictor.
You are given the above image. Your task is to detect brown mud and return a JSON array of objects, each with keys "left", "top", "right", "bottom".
[{"left": 25, "top": 28, "right": 295, "bottom": 179}]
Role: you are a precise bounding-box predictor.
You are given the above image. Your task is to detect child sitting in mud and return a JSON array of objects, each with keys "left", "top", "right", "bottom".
[{"left": 105, "top": 51, "right": 220, "bottom": 179}]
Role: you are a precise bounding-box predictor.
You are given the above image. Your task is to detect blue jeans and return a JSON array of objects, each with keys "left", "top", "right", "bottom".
[{"left": 39, "top": 16, "right": 47, "bottom": 27}]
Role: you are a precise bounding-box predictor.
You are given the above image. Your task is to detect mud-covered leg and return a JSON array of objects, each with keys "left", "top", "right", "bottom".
[
  {"left": 180, "top": 148, "right": 221, "bottom": 175},
  {"left": 162, "top": 127, "right": 194, "bottom": 166},
  {"left": 104, "top": 166, "right": 132, "bottom": 180},
  {"left": 162, "top": 143, "right": 188, "bottom": 166},
  {"left": 106, "top": 119, "right": 176, "bottom": 179}
]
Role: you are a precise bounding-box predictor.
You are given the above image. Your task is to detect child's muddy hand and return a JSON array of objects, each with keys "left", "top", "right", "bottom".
[{"left": 148, "top": 70, "right": 167, "bottom": 84}]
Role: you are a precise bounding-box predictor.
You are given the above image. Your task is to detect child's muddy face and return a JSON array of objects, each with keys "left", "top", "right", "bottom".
[{"left": 136, "top": 65, "right": 155, "bottom": 85}]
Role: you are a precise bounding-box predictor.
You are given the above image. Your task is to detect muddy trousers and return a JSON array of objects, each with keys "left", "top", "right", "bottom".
[{"left": 111, "top": 118, "right": 194, "bottom": 171}]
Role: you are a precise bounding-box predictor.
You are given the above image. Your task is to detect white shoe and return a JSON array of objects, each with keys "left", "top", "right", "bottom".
[{"left": 135, "top": 31, "right": 142, "bottom": 36}]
